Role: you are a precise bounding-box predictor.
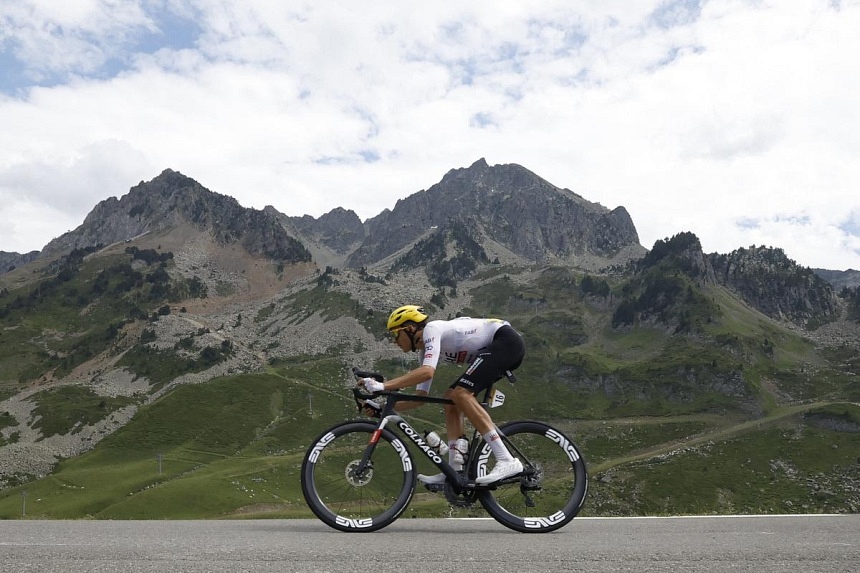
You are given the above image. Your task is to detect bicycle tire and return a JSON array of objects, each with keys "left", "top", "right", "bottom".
[
  {"left": 301, "top": 420, "right": 416, "bottom": 532},
  {"left": 473, "top": 420, "right": 587, "bottom": 533}
]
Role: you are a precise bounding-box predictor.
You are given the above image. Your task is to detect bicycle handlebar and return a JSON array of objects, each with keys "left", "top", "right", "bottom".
[
  {"left": 351, "top": 386, "right": 378, "bottom": 402},
  {"left": 351, "top": 366, "right": 469, "bottom": 411},
  {"left": 352, "top": 367, "right": 384, "bottom": 382},
  {"left": 351, "top": 368, "right": 390, "bottom": 415}
]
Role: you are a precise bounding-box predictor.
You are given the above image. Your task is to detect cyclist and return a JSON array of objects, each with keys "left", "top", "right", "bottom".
[{"left": 358, "top": 305, "right": 526, "bottom": 485}]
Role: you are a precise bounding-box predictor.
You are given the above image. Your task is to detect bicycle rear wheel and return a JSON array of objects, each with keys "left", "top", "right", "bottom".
[
  {"left": 301, "top": 420, "right": 415, "bottom": 532},
  {"left": 474, "top": 420, "right": 587, "bottom": 533}
]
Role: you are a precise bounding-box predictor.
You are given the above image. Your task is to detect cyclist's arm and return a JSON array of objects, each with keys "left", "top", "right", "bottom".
[
  {"left": 383, "top": 364, "right": 435, "bottom": 391},
  {"left": 394, "top": 388, "right": 428, "bottom": 412}
]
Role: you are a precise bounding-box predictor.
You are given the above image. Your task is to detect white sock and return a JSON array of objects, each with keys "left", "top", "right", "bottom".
[{"left": 482, "top": 428, "right": 513, "bottom": 462}]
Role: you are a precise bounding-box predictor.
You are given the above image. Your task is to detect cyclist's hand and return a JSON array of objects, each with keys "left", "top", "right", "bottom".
[
  {"left": 362, "top": 399, "right": 382, "bottom": 418},
  {"left": 360, "top": 377, "right": 385, "bottom": 393}
]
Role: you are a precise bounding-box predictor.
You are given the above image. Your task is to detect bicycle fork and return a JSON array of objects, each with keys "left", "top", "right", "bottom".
[{"left": 349, "top": 417, "right": 392, "bottom": 481}]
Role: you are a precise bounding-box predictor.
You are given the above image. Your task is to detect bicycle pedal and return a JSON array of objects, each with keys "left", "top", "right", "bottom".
[
  {"left": 468, "top": 474, "right": 522, "bottom": 490},
  {"left": 423, "top": 483, "right": 445, "bottom": 493}
]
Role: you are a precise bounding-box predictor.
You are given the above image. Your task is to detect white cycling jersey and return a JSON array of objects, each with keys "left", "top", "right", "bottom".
[{"left": 416, "top": 317, "right": 510, "bottom": 392}]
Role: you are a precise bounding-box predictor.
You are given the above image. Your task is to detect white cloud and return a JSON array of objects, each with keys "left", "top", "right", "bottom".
[
  {"left": 0, "top": 139, "right": 153, "bottom": 252},
  {"left": 0, "top": 0, "right": 156, "bottom": 84},
  {"left": 0, "top": 0, "right": 858, "bottom": 271}
]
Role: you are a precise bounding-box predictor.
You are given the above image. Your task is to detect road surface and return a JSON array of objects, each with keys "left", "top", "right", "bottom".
[{"left": 1, "top": 515, "right": 857, "bottom": 572}]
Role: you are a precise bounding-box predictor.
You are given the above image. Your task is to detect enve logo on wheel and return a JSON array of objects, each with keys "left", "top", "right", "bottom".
[
  {"left": 335, "top": 516, "right": 373, "bottom": 529},
  {"left": 392, "top": 439, "right": 412, "bottom": 471},
  {"left": 524, "top": 511, "right": 566, "bottom": 529},
  {"left": 546, "top": 428, "right": 580, "bottom": 462},
  {"left": 308, "top": 432, "right": 336, "bottom": 463}
]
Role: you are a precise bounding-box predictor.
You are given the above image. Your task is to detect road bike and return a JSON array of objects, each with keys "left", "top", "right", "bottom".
[{"left": 300, "top": 368, "right": 588, "bottom": 533}]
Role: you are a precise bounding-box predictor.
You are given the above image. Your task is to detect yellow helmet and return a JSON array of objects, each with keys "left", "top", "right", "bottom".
[{"left": 387, "top": 305, "right": 428, "bottom": 330}]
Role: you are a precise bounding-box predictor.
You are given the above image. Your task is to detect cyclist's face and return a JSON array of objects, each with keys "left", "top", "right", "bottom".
[{"left": 390, "top": 326, "right": 413, "bottom": 352}]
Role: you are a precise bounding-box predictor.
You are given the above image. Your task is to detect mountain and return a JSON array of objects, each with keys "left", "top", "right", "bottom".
[
  {"left": 0, "top": 160, "right": 858, "bottom": 518},
  {"left": 40, "top": 169, "right": 311, "bottom": 265},
  {"left": 814, "top": 268, "right": 860, "bottom": 290},
  {"left": 346, "top": 158, "right": 644, "bottom": 273},
  {"left": 0, "top": 250, "right": 39, "bottom": 274},
  {"left": 710, "top": 246, "right": 840, "bottom": 328},
  {"left": 264, "top": 206, "right": 366, "bottom": 269}
]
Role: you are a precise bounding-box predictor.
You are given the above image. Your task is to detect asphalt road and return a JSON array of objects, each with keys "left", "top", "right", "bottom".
[{"left": 1, "top": 515, "right": 857, "bottom": 573}]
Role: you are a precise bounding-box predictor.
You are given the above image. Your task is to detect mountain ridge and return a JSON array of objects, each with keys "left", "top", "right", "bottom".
[
  {"left": 1, "top": 159, "right": 858, "bottom": 506},
  {"left": 344, "top": 158, "right": 645, "bottom": 271},
  {"left": 2, "top": 161, "right": 857, "bottom": 287},
  {"left": 38, "top": 169, "right": 312, "bottom": 266},
  {"left": 1, "top": 161, "right": 855, "bottom": 330}
]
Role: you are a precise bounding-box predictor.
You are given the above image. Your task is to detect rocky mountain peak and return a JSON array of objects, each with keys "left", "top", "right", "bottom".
[
  {"left": 280, "top": 207, "right": 365, "bottom": 254},
  {"left": 40, "top": 169, "right": 311, "bottom": 264},
  {"left": 640, "top": 232, "right": 718, "bottom": 287},
  {"left": 709, "top": 245, "right": 840, "bottom": 327},
  {"left": 0, "top": 250, "right": 39, "bottom": 274},
  {"left": 346, "top": 159, "right": 645, "bottom": 271}
]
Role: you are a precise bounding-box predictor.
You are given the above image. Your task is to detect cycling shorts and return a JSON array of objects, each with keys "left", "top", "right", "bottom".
[{"left": 451, "top": 325, "right": 525, "bottom": 394}]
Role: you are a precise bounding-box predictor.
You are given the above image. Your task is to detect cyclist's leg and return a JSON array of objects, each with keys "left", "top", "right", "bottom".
[
  {"left": 449, "top": 326, "right": 526, "bottom": 482},
  {"left": 443, "top": 326, "right": 525, "bottom": 453},
  {"left": 450, "top": 324, "right": 524, "bottom": 429},
  {"left": 418, "top": 388, "right": 467, "bottom": 485},
  {"left": 449, "top": 386, "right": 492, "bottom": 433},
  {"left": 442, "top": 387, "right": 465, "bottom": 437}
]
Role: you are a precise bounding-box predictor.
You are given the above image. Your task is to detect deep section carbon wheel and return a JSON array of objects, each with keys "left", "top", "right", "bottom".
[
  {"left": 301, "top": 420, "right": 416, "bottom": 532},
  {"left": 473, "top": 420, "right": 587, "bottom": 533}
]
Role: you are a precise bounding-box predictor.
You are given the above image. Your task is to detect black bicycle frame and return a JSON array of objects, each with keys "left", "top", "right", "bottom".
[{"left": 352, "top": 384, "right": 513, "bottom": 494}]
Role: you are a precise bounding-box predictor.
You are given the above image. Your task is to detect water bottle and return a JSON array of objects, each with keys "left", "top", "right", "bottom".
[
  {"left": 424, "top": 431, "right": 449, "bottom": 455},
  {"left": 450, "top": 436, "right": 469, "bottom": 465}
]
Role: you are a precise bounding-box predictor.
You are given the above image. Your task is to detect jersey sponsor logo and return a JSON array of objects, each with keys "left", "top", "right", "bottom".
[{"left": 443, "top": 351, "right": 469, "bottom": 364}]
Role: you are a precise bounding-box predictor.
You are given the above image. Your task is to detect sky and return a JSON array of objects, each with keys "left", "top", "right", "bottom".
[{"left": 1, "top": 1, "right": 858, "bottom": 271}]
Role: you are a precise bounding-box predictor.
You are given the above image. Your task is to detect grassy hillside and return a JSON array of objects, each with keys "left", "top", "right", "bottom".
[
  {"left": 0, "top": 246, "right": 210, "bottom": 398},
  {"left": 1, "top": 355, "right": 856, "bottom": 519},
  {"left": 2, "top": 248, "right": 858, "bottom": 519}
]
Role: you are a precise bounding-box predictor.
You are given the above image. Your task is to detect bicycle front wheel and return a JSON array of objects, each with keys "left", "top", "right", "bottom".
[
  {"left": 301, "top": 420, "right": 415, "bottom": 532},
  {"left": 475, "top": 420, "right": 588, "bottom": 533}
]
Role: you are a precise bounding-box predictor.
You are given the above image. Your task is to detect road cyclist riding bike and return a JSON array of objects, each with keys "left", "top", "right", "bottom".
[
  {"left": 300, "top": 305, "right": 588, "bottom": 533},
  {"left": 370, "top": 305, "right": 527, "bottom": 485}
]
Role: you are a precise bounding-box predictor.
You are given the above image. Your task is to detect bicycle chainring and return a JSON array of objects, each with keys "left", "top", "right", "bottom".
[{"left": 444, "top": 481, "right": 477, "bottom": 508}]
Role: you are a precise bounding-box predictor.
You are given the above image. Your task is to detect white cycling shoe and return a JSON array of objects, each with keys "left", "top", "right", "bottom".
[
  {"left": 475, "top": 458, "right": 523, "bottom": 485},
  {"left": 417, "top": 472, "right": 447, "bottom": 485}
]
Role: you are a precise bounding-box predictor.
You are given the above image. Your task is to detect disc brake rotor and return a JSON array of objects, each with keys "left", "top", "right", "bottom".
[{"left": 345, "top": 459, "right": 373, "bottom": 487}]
